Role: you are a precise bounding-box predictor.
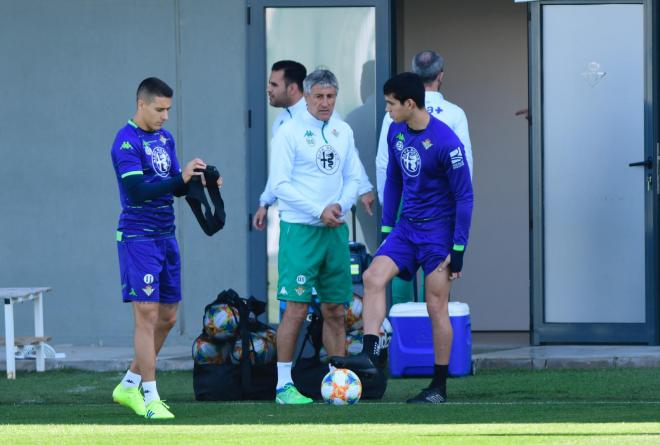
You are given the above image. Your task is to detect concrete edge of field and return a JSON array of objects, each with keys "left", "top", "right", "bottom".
[{"left": 4, "top": 344, "right": 660, "bottom": 373}]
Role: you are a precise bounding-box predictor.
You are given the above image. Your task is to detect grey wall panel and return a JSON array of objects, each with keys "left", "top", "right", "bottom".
[
  {"left": 0, "top": 0, "right": 247, "bottom": 346},
  {"left": 175, "top": 0, "right": 247, "bottom": 341},
  {"left": 400, "top": 0, "right": 529, "bottom": 330}
]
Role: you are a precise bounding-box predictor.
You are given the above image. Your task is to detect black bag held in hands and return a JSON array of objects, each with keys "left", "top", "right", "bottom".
[
  {"left": 193, "top": 289, "right": 276, "bottom": 401},
  {"left": 185, "top": 165, "right": 226, "bottom": 236}
]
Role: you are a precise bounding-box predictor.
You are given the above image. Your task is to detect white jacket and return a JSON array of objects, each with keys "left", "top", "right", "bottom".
[
  {"left": 270, "top": 109, "right": 361, "bottom": 225},
  {"left": 376, "top": 91, "right": 472, "bottom": 203},
  {"left": 260, "top": 99, "right": 372, "bottom": 207}
]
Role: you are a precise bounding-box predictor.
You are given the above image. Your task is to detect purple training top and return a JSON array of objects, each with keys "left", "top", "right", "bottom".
[
  {"left": 382, "top": 115, "right": 473, "bottom": 247},
  {"left": 111, "top": 119, "right": 182, "bottom": 238}
]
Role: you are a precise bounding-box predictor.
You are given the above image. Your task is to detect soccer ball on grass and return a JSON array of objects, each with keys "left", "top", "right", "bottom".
[{"left": 321, "top": 368, "right": 362, "bottom": 405}]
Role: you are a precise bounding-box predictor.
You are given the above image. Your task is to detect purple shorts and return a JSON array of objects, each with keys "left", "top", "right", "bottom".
[
  {"left": 117, "top": 236, "right": 182, "bottom": 304},
  {"left": 375, "top": 218, "right": 453, "bottom": 281}
]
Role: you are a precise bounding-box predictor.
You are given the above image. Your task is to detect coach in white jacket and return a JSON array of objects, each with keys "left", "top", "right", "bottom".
[
  {"left": 253, "top": 61, "right": 374, "bottom": 230},
  {"left": 269, "top": 69, "right": 361, "bottom": 404},
  {"left": 376, "top": 50, "right": 473, "bottom": 203}
]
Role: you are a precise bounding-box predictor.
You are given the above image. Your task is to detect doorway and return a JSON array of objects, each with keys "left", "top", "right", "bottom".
[
  {"left": 396, "top": 0, "right": 531, "bottom": 331},
  {"left": 247, "top": 0, "right": 392, "bottom": 322},
  {"left": 530, "top": 0, "right": 657, "bottom": 344}
]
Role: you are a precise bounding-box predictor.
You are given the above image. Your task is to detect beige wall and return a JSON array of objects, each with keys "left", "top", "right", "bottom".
[{"left": 398, "top": 0, "right": 530, "bottom": 330}]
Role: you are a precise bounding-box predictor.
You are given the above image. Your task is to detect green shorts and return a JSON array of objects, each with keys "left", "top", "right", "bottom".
[{"left": 277, "top": 220, "right": 352, "bottom": 304}]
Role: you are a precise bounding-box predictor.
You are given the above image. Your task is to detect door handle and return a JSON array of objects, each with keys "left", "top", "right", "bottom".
[{"left": 628, "top": 157, "right": 653, "bottom": 169}]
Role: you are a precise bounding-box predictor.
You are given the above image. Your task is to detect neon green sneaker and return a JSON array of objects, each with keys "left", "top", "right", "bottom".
[
  {"left": 275, "top": 383, "right": 313, "bottom": 405},
  {"left": 145, "top": 399, "right": 175, "bottom": 419},
  {"left": 112, "top": 383, "right": 146, "bottom": 416}
]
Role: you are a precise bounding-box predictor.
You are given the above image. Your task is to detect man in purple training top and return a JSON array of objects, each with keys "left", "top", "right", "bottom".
[
  {"left": 331, "top": 72, "right": 473, "bottom": 404},
  {"left": 110, "top": 77, "right": 216, "bottom": 419}
]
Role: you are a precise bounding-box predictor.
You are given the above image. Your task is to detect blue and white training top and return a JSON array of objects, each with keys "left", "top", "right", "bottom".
[
  {"left": 382, "top": 115, "right": 473, "bottom": 248},
  {"left": 376, "top": 91, "right": 472, "bottom": 203},
  {"left": 111, "top": 119, "right": 182, "bottom": 239}
]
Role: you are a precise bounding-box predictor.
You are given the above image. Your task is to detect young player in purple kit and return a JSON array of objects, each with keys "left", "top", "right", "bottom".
[
  {"left": 331, "top": 72, "right": 473, "bottom": 404},
  {"left": 110, "top": 77, "right": 216, "bottom": 419}
]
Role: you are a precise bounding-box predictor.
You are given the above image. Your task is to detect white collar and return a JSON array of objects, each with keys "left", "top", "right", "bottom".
[
  {"left": 426, "top": 91, "right": 445, "bottom": 101},
  {"left": 301, "top": 108, "right": 333, "bottom": 129},
  {"left": 286, "top": 97, "right": 306, "bottom": 116}
]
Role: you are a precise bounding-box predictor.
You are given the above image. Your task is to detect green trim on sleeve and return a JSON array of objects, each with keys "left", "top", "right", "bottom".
[
  {"left": 128, "top": 119, "right": 138, "bottom": 128},
  {"left": 116, "top": 231, "right": 123, "bottom": 242},
  {"left": 381, "top": 225, "right": 393, "bottom": 234},
  {"left": 452, "top": 244, "right": 465, "bottom": 252},
  {"left": 120, "top": 170, "right": 144, "bottom": 179}
]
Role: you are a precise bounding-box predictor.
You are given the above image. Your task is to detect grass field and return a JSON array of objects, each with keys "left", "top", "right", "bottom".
[{"left": 1, "top": 368, "right": 660, "bottom": 444}]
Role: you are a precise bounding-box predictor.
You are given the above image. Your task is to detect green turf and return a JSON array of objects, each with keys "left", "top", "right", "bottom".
[{"left": 1, "top": 368, "right": 660, "bottom": 444}]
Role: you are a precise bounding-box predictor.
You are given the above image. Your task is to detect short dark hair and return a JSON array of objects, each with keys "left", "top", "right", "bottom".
[
  {"left": 271, "top": 60, "right": 307, "bottom": 92},
  {"left": 136, "top": 77, "right": 173, "bottom": 103},
  {"left": 383, "top": 72, "right": 425, "bottom": 109}
]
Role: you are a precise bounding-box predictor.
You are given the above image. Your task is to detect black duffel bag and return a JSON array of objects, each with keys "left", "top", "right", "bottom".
[{"left": 193, "top": 289, "right": 276, "bottom": 401}]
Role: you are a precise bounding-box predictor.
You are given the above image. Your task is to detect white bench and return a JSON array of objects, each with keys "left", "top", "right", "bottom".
[{"left": 1, "top": 287, "right": 51, "bottom": 379}]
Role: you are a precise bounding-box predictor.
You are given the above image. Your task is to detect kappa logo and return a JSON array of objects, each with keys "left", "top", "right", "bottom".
[
  {"left": 151, "top": 146, "right": 171, "bottom": 177},
  {"left": 304, "top": 130, "right": 316, "bottom": 146},
  {"left": 316, "top": 145, "right": 340, "bottom": 175},
  {"left": 120, "top": 141, "right": 133, "bottom": 150},
  {"left": 395, "top": 133, "right": 405, "bottom": 151},
  {"left": 279, "top": 286, "right": 288, "bottom": 295},
  {"left": 296, "top": 275, "right": 306, "bottom": 285},
  {"left": 450, "top": 147, "right": 465, "bottom": 169},
  {"left": 400, "top": 146, "right": 421, "bottom": 177},
  {"left": 331, "top": 128, "right": 339, "bottom": 137},
  {"left": 143, "top": 274, "right": 154, "bottom": 284}
]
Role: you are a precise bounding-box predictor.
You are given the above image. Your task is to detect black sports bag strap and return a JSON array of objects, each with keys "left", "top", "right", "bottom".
[
  {"left": 185, "top": 165, "right": 226, "bottom": 236},
  {"left": 246, "top": 296, "right": 266, "bottom": 318},
  {"left": 233, "top": 293, "right": 253, "bottom": 394},
  {"left": 295, "top": 309, "right": 324, "bottom": 363}
]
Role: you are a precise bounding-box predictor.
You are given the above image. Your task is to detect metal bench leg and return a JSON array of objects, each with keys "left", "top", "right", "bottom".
[
  {"left": 4, "top": 300, "right": 16, "bottom": 379},
  {"left": 34, "top": 292, "right": 45, "bottom": 372}
]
